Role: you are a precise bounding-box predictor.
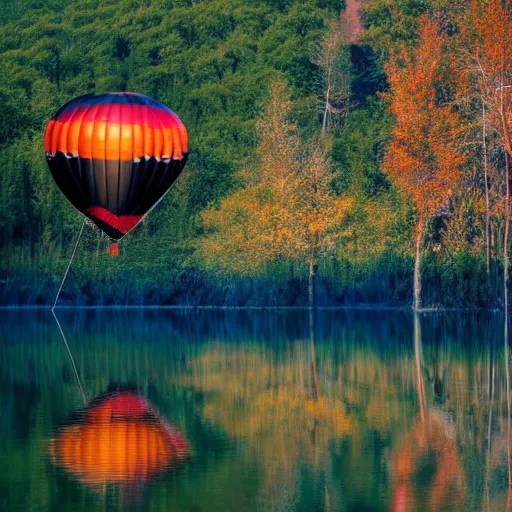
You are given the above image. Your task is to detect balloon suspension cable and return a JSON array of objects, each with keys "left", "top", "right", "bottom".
[
  {"left": 52, "top": 217, "right": 86, "bottom": 311},
  {"left": 51, "top": 217, "right": 87, "bottom": 406},
  {"left": 52, "top": 309, "right": 87, "bottom": 406}
]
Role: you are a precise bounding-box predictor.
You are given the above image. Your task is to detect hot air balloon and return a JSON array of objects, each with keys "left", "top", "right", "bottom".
[
  {"left": 49, "top": 388, "right": 189, "bottom": 487},
  {"left": 44, "top": 92, "right": 188, "bottom": 241}
]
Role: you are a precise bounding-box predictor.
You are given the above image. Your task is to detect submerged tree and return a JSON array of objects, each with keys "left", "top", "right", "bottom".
[
  {"left": 382, "top": 16, "right": 466, "bottom": 310},
  {"left": 199, "top": 81, "right": 353, "bottom": 307}
]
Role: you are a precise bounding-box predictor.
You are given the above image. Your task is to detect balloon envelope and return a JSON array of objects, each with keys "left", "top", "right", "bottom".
[{"left": 44, "top": 92, "right": 188, "bottom": 239}]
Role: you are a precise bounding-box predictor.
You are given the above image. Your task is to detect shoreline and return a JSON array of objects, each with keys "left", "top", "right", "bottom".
[{"left": 0, "top": 304, "right": 502, "bottom": 313}]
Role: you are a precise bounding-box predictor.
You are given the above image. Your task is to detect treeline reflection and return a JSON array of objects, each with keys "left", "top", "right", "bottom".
[{"left": 0, "top": 310, "right": 510, "bottom": 510}]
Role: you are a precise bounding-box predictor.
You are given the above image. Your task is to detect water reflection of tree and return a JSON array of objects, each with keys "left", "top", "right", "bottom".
[
  {"left": 480, "top": 315, "right": 512, "bottom": 511},
  {"left": 174, "top": 318, "right": 419, "bottom": 509},
  {"left": 177, "top": 313, "right": 356, "bottom": 509},
  {"left": 172, "top": 312, "right": 512, "bottom": 510},
  {"left": 391, "top": 313, "right": 467, "bottom": 511},
  {"left": 4, "top": 311, "right": 512, "bottom": 509}
]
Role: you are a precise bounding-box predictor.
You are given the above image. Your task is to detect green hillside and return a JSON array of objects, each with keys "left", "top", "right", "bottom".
[{"left": 0, "top": 0, "right": 503, "bottom": 307}]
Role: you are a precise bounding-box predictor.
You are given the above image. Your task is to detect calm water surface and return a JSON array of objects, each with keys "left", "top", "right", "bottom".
[{"left": 0, "top": 309, "right": 510, "bottom": 511}]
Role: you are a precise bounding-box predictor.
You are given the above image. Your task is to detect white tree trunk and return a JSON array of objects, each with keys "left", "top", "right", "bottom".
[
  {"left": 483, "top": 103, "right": 490, "bottom": 274},
  {"left": 413, "top": 216, "right": 424, "bottom": 311}
]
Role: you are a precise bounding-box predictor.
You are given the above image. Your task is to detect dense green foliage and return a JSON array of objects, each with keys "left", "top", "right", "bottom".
[{"left": 0, "top": 0, "right": 501, "bottom": 307}]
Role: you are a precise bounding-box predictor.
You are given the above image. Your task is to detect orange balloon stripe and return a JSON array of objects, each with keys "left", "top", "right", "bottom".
[
  {"left": 55, "top": 422, "right": 177, "bottom": 483},
  {"left": 43, "top": 119, "right": 54, "bottom": 152},
  {"left": 50, "top": 118, "right": 63, "bottom": 155},
  {"left": 44, "top": 100, "right": 188, "bottom": 160},
  {"left": 162, "top": 125, "right": 173, "bottom": 160},
  {"left": 121, "top": 101, "right": 133, "bottom": 161},
  {"left": 45, "top": 119, "right": 188, "bottom": 160},
  {"left": 132, "top": 123, "right": 144, "bottom": 160},
  {"left": 151, "top": 108, "right": 164, "bottom": 159},
  {"left": 78, "top": 104, "right": 98, "bottom": 158},
  {"left": 178, "top": 122, "right": 188, "bottom": 155},
  {"left": 171, "top": 124, "right": 183, "bottom": 159},
  {"left": 67, "top": 106, "right": 88, "bottom": 156},
  {"left": 106, "top": 102, "right": 121, "bottom": 163}
]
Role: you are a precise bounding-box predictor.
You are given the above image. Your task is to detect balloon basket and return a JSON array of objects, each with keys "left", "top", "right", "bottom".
[{"left": 107, "top": 241, "right": 119, "bottom": 257}]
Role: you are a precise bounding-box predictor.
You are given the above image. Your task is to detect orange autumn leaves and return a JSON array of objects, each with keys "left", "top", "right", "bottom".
[
  {"left": 200, "top": 81, "right": 354, "bottom": 275},
  {"left": 200, "top": 11, "right": 511, "bottom": 288},
  {"left": 380, "top": 5, "right": 512, "bottom": 308},
  {"left": 381, "top": 15, "right": 470, "bottom": 308},
  {"left": 382, "top": 5, "right": 512, "bottom": 232},
  {"left": 382, "top": 16, "right": 466, "bottom": 223},
  {"left": 470, "top": 0, "right": 512, "bottom": 158},
  {"left": 199, "top": 17, "right": 470, "bottom": 284}
]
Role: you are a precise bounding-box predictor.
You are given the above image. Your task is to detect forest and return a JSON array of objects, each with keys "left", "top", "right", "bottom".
[{"left": 1, "top": 0, "right": 511, "bottom": 308}]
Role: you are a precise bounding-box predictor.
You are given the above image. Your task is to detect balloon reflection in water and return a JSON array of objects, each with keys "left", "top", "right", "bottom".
[{"left": 49, "top": 389, "right": 188, "bottom": 487}]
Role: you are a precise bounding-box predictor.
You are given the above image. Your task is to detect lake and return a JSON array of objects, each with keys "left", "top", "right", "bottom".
[{"left": 0, "top": 308, "right": 510, "bottom": 511}]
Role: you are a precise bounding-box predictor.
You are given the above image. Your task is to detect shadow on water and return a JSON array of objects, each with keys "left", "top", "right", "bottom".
[{"left": 0, "top": 308, "right": 512, "bottom": 510}]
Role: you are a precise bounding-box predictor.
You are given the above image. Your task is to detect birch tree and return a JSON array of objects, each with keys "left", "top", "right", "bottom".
[
  {"left": 200, "top": 81, "right": 353, "bottom": 307},
  {"left": 382, "top": 16, "right": 466, "bottom": 310}
]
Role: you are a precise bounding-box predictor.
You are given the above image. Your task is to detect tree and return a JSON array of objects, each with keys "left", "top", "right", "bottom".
[
  {"left": 311, "top": 15, "right": 352, "bottom": 134},
  {"left": 382, "top": 16, "right": 466, "bottom": 309},
  {"left": 199, "top": 81, "right": 353, "bottom": 307},
  {"left": 296, "top": 138, "right": 354, "bottom": 307},
  {"left": 469, "top": 0, "right": 512, "bottom": 312}
]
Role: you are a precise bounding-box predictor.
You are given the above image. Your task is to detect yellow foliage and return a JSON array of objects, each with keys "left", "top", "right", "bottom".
[{"left": 198, "top": 81, "right": 355, "bottom": 277}]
